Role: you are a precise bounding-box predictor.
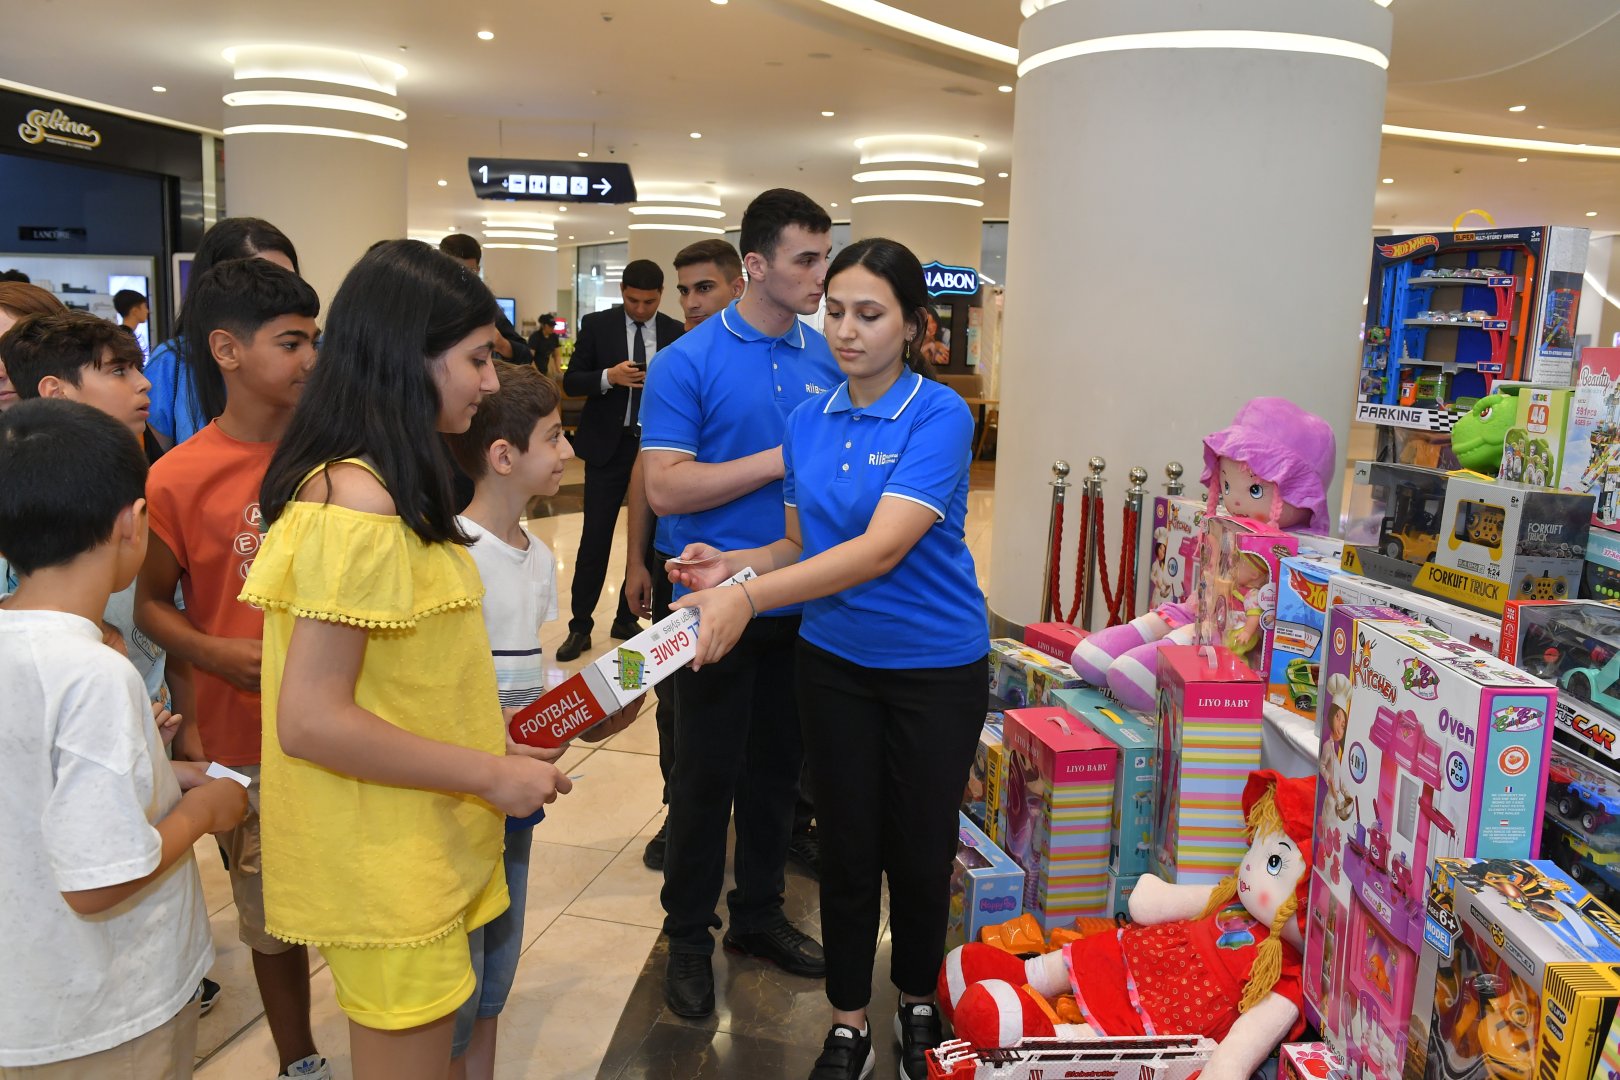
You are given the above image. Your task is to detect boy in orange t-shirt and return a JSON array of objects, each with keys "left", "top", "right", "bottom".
[{"left": 134, "top": 258, "right": 328, "bottom": 1080}]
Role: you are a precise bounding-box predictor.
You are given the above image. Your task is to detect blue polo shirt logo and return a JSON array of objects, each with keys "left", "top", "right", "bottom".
[
  {"left": 869, "top": 451, "right": 900, "bottom": 466},
  {"left": 806, "top": 382, "right": 827, "bottom": 394}
]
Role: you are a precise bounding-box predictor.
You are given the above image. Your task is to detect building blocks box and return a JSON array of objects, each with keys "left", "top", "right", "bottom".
[
  {"left": 1302, "top": 608, "right": 1556, "bottom": 1080},
  {"left": 1327, "top": 570, "right": 1501, "bottom": 653},
  {"left": 1404, "top": 859, "right": 1620, "bottom": 1080},
  {"left": 1268, "top": 554, "right": 1339, "bottom": 720},
  {"left": 1562, "top": 347, "right": 1620, "bottom": 528},
  {"left": 1049, "top": 686, "right": 1156, "bottom": 877},
  {"left": 1147, "top": 495, "right": 1207, "bottom": 608},
  {"left": 1498, "top": 385, "right": 1575, "bottom": 487},
  {"left": 989, "top": 638, "right": 1085, "bottom": 708},
  {"left": 1150, "top": 644, "right": 1264, "bottom": 886},
  {"left": 1195, "top": 513, "right": 1300, "bottom": 679},
  {"left": 945, "top": 813, "right": 1025, "bottom": 953},
  {"left": 1002, "top": 706, "right": 1117, "bottom": 927}
]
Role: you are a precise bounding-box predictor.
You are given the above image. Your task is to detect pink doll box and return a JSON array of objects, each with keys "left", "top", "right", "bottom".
[
  {"left": 1002, "top": 706, "right": 1118, "bottom": 928},
  {"left": 1302, "top": 608, "right": 1555, "bottom": 1080},
  {"left": 1150, "top": 644, "right": 1264, "bottom": 886},
  {"left": 1147, "top": 495, "right": 1207, "bottom": 608},
  {"left": 1194, "top": 514, "right": 1301, "bottom": 680},
  {"left": 1277, "top": 1043, "right": 1344, "bottom": 1080}
]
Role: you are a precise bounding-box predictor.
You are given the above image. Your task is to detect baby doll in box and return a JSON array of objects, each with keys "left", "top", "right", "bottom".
[
  {"left": 1073, "top": 398, "right": 1335, "bottom": 711},
  {"left": 938, "top": 770, "right": 1317, "bottom": 1080}
]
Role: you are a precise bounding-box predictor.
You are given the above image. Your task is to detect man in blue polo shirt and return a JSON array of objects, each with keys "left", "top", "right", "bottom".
[{"left": 640, "top": 188, "right": 842, "bottom": 1018}]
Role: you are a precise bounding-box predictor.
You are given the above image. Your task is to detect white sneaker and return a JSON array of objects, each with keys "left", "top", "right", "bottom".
[{"left": 279, "top": 1056, "right": 331, "bottom": 1080}]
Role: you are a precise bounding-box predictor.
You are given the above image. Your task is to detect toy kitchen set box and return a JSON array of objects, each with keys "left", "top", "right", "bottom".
[
  {"left": 1341, "top": 459, "right": 1592, "bottom": 616},
  {"left": 1301, "top": 605, "right": 1556, "bottom": 1077}
]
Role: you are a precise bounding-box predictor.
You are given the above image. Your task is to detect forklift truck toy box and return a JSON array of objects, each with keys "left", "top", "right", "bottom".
[{"left": 1302, "top": 609, "right": 1556, "bottom": 1079}]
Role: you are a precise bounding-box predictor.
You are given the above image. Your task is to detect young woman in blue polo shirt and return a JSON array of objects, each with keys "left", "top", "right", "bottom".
[{"left": 671, "top": 237, "right": 988, "bottom": 1080}]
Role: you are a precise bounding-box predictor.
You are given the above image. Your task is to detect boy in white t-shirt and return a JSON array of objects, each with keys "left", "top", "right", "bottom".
[
  {"left": 445, "top": 362, "right": 643, "bottom": 1080},
  {"left": 0, "top": 399, "right": 248, "bottom": 1077}
]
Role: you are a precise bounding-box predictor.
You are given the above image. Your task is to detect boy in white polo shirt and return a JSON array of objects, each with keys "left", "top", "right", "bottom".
[{"left": 0, "top": 399, "right": 248, "bottom": 1077}]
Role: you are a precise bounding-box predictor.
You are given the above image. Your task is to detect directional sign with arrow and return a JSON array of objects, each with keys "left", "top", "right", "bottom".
[{"left": 466, "top": 158, "right": 637, "bottom": 205}]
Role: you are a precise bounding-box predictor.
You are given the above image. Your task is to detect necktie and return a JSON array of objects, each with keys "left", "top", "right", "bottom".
[{"left": 629, "top": 322, "right": 646, "bottom": 428}]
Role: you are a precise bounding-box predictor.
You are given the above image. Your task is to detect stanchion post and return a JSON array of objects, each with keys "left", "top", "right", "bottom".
[
  {"left": 1080, "top": 457, "right": 1105, "bottom": 629},
  {"left": 1040, "top": 460, "right": 1070, "bottom": 621},
  {"left": 1125, "top": 466, "right": 1148, "bottom": 620},
  {"left": 1165, "top": 461, "right": 1184, "bottom": 496}
]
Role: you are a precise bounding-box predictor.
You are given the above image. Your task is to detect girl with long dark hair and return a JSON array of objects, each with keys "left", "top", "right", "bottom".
[{"left": 670, "top": 237, "right": 988, "bottom": 1080}]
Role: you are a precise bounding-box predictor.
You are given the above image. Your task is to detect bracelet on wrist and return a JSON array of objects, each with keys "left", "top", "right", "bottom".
[{"left": 739, "top": 581, "right": 759, "bottom": 619}]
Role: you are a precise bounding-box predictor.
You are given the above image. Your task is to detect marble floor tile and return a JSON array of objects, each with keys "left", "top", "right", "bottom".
[
  {"left": 610, "top": 1025, "right": 824, "bottom": 1080},
  {"left": 539, "top": 748, "right": 667, "bottom": 852},
  {"left": 198, "top": 963, "right": 348, "bottom": 1078},
  {"left": 518, "top": 840, "right": 618, "bottom": 949},
  {"left": 193, "top": 904, "right": 267, "bottom": 1062},
  {"left": 598, "top": 695, "right": 664, "bottom": 757},
  {"left": 564, "top": 817, "right": 668, "bottom": 929}
]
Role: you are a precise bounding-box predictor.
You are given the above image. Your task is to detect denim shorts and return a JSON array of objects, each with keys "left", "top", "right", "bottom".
[{"left": 451, "top": 826, "right": 534, "bottom": 1057}]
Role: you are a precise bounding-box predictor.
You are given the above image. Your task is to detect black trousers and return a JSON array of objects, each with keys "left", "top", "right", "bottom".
[
  {"left": 796, "top": 640, "right": 988, "bottom": 1011},
  {"left": 649, "top": 548, "right": 678, "bottom": 802},
  {"left": 661, "top": 614, "right": 803, "bottom": 953},
  {"left": 568, "top": 430, "right": 638, "bottom": 635}
]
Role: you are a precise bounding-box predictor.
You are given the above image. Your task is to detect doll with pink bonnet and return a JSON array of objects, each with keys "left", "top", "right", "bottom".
[{"left": 1071, "top": 398, "right": 1336, "bottom": 711}]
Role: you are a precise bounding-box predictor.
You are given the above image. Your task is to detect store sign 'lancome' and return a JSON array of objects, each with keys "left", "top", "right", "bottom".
[{"left": 18, "top": 107, "right": 102, "bottom": 150}]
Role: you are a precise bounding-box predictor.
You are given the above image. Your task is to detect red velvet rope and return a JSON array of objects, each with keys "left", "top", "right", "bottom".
[
  {"left": 1048, "top": 492, "right": 1065, "bottom": 620},
  {"left": 1065, "top": 487, "right": 1093, "bottom": 625}
]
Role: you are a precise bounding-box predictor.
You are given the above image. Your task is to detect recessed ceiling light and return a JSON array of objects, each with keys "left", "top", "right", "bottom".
[
  {"left": 577, "top": 151, "right": 589, "bottom": 158},
  {"left": 1536, "top": 125, "right": 1547, "bottom": 130},
  {"left": 568, "top": 235, "right": 576, "bottom": 240},
  {"left": 151, "top": 85, "right": 167, "bottom": 93},
  {"left": 557, "top": 206, "right": 567, "bottom": 212},
  {"left": 608, "top": 230, "right": 615, "bottom": 235},
  {"left": 998, "top": 171, "right": 1009, "bottom": 178},
  {"left": 477, "top": 30, "right": 494, "bottom": 40},
  {"left": 1381, "top": 177, "right": 1394, "bottom": 184},
  {"left": 997, "top": 84, "right": 1013, "bottom": 93},
  {"left": 829, "top": 201, "right": 839, "bottom": 208},
  {"left": 1507, "top": 104, "right": 1526, "bottom": 112},
  {"left": 1517, "top": 157, "right": 1528, "bottom": 163},
  {"left": 712, "top": 0, "right": 728, "bottom": 5},
  {"left": 689, "top": 131, "right": 703, "bottom": 139},
  {"left": 437, "top": 179, "right": 447, "bottom": 186},
  {"left": 1587, "top": 211, "right": 1599, "bottom": 217},
  {"left": 821, "top": 110, "right": 836, "bottom": 117}
]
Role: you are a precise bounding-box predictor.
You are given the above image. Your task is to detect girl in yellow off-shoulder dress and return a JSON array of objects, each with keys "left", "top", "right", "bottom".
[{"left": 240, "top": 240, "right": 570, "bottom": 1079}]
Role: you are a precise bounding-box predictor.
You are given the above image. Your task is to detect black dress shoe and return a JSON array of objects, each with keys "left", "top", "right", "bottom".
[
  {"left": 723, "top": 921, "right": 827, "bottom": 978},
  {"left": 663, "top": 951, "right": 715, "bottom": 1018},
  {"left": 787, "top": 822, "right": 821, "bottom": 880},
  {"left": 610, "top": 617, "right": 644, "bottom": 640},
  {"left": 555, "top": 631, "right": 590, "bottom": 662},
  {"left": 642, "top": 817, "right": 668, "bottom": 871}
]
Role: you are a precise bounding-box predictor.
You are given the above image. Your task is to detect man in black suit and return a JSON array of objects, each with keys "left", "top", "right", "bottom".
[{"left": 557, "top": 259, "right": 684, "bottom": 660}]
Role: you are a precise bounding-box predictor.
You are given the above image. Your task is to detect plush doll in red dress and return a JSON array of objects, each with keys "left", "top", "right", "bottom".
[{"left": 939, "top": 770, "right": 1317, "bottom": 1080}]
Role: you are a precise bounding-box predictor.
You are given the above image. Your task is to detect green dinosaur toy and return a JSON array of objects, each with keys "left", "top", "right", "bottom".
[{"left": 1450, "top": 393, "right": 1516, "bottom": 474}]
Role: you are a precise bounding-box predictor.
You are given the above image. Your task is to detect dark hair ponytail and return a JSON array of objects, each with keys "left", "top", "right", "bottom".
[
  {"left": 825, "top": 237, "right": 936, "bottom": 379},
  {"left": 260, "top": 240, "right": 499, "bottom": 545}
]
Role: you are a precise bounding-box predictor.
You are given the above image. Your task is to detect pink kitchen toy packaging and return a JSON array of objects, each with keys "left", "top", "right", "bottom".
[
  {"left": 1194, "top": 513, "right": 1301, "bottom": 679},
  {"left": 1302, "top": 606, "right": 1555, "bottom": 1080},
  {"left": 1278, "top": 1042, "right": 1346, "bottom": 1080},
  {"left": 1150, "top": 643, "right": 1264, "bottom": 886},
  {"left": 1001, "top": 706, "right": 1117, "bottom": 928}
]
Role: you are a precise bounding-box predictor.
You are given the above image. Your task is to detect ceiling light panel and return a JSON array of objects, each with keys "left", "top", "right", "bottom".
[
  {"left": 222, "top": 90, "right": 406, "bottom": 121},
  {"left": 628, "top": 206, "right": 728, "bottom": 218},
  {"left": 626, "top": 223, "right": 727, "bottom": 234},
  {"left": 1381, "top": 125, "right": 1620, "bottom": 158},
  {"left": 222, "top": 123, "right": 406, "bottom": 149},
  {"left": 1018, "top": 30, "right": 1389, "bottom": 79},
  {"left": 484, "top": 242, "right": 558, "bottom": 251},
  {"left": 223, "top": 45, "right": 407, "bottom": 94},
  {"left": 854, "top": 134, "right": 986, "bottom": 168},
  {"left": 849, "top": 193, "right": 984, "bottom": 207},
  {"left": 483, "top": 229, "right": 559, "bottom": 240},
  {"left": 853, "top": 169, "right": 985, "bottom": 186}
]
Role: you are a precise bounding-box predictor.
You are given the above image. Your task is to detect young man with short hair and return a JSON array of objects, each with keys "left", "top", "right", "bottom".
[
  {"left": 437, "top": 234, "right": 533, "bottom": 366},
  {"left": 115, "top": 290, "right": 149, "bottom": 336},
  {"left": 556, "top": 258, "right": 685, "bottom": 660},
  {"left": 640, "top": 190, "right": 840, "bottom": 1017}
]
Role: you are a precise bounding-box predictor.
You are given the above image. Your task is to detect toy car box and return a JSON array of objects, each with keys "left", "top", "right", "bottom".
[
  {"left": 1050, "top": 686, "right": 1157, "bottom": 877},
  {"left": 1151, "top": 644, "right": 1264, "bottom": 886},
  {"left": 1195, "top": 513, "right": 1300, "bottom": 680},
  {"left": 1023, "top": 622, "right": 1087, "bottom": 665},
  {"left": 1500, "top": 600, "right": 1620, "bottom": 766},
  {"left": 990, "top": 638, "right": 1085, "bottom": 708},
  {"left": 1328, "top": 570, "right": 1502, "bottom": 652},
  {"left": 1562, "top": 347, "right": 1620, "bottom": 528},
  {"left": 1498, "top": 385, "right": 1575, "bottom": 487},
  {"left": 1403, "top": 858, "right": 1620, "bottom": 1080},
  {"left": 1002, "top": 706, "right": 1117, "bottom": 927},
  {"left": 1268, "top": 553, "right": 1339, "bottom": 720},
  {"left": 1342, "top": 460, "right": 1593, "bottom": 615},
  {"left": 1540, "top": 740, "right": 1620, "bottom": 901},
  {"left": 1279, "top": 1043, "right": 1345, "bottom": 1080},
  {"left": 963, "top": 715, "right": 1003, "bottom": 834},
  {"left": 1147, "top": 495, "right": 1206, "bottom": 608},
  {"left": 510, "top": 569, "right": 754, "bottom": 748},
  {"left": 1583, "top": 526, "right": 1620, "bottom": 602},
  {"left": 945, "top": 813, "right": 1025, "bottom": 953},
  {"left": 1302, "top": 608, "right": 1556, "bottom": 1079}
]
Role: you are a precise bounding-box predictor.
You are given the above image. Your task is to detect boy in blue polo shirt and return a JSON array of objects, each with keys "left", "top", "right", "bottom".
[{"left": 640, "top": 189, "right": 842, "bottom": 1020}]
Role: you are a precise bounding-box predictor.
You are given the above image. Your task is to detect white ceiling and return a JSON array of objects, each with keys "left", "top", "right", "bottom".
[{"left": 4, "top": 0, "right": 1619, "bottom": 245}]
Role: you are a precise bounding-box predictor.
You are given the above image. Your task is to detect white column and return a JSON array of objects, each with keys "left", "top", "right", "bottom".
[
  {"left": 847, "top": 135, "right": 984, "bottom": 268},
  {"left": 626, "top": 191, "right": 728, "bottom": 323},
  {"left": 220, "top": 45, "right": 409, "bottom": 307},
  {"left": 480, "top": 247, "right": 560, "bottom": 333},
  {"left": 1577, "top": 236, "right": 1620, "bottom": 349},
  {"left": 988, "top": 0, "right": 1392, "bottom": 628}
]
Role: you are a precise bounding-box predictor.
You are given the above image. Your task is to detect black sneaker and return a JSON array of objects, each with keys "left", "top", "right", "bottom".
[
  {"left": 198, "top": 977, "right": 221, "bottom": 1017},
  {"left": 809, "top": 1023, "right": 873, "bottom": 1080},
  {"left": 894, "top": 1002, "right": 943, "bottom": 1080},
  {"left": 788, "top": 822, "right": 821, "bottom": 880},
  {"left": 723, "top": 921, "right": 826, "bottom": 978},
  {"left": 642, "top": 817, "right": 668, "bottom": 871}
]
